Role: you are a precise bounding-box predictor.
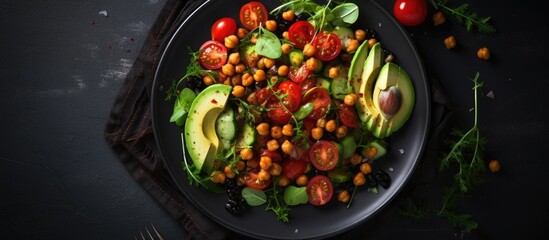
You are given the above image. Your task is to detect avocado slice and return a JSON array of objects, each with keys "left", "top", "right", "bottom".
[
  {"left": 348, "top": 39, "right": 369, "bottom": 94},
  {"left": 184, "top": 84, "right": 232, "bottom": 173},
  {"left": 369, "top": 62, "right": 415, "bottom": 138},
  {"left": 355, "top": 42, "right": 383, "bottom": 125}
]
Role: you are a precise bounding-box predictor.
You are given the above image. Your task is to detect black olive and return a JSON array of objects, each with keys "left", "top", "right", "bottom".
[
  {"left": 365, "top": 173, "right": 378, "bottom": 188},
  {"left": 295, "top": 13, "right": 309, "bottom": 21},
  {"left": 186, "top": 75, "right": 205, "bottom": 91},
  {"left": 364, "top": 28, "right": 377, "bottom": 39},
  {"left": 374, "top": 169, "right": 391, "bottom": 189}
]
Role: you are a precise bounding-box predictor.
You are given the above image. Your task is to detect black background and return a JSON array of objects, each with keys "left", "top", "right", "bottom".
[{"left": 1, "top": 0, "right": 547, "bottom": 239}]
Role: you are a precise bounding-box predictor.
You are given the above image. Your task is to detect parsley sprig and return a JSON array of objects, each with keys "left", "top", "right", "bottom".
[{"left": 430, "top": 0, "right": 496, "bottom": 33}]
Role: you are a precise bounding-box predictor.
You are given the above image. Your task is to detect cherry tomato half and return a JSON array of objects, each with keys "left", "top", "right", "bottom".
[
  {"left": 239, "top": 1, "right": 269, "bottom": 30},
  {"left": 393, "top": 0, "right": 428, "bottom": 27},
  {"left": 260, "top": 149, "right": 282, "bottom": 163},
  {"left": 267, "top": 101, "right": 292, "bottom": 125},
  {"left": 309, "top": 140, "right": 339, "bottom": 171},
  {"left": 198, "top": 40, "right": 228, "bottom": 70},
  {"left": 276, "top": 81, "right": 302, "bottom": 113},
  {"left": 312, "top": 32, "right": 341, "bottom": 61},
  {"left": 306, "top": 175, "right": 334, "bottom": 206},
  {"left": 211, "top": 17, "right": 237, "bottom": 42},
  {"left": 302, "top": 87, "right": 331, "bottom": 120},
  {"left": 337, "top": 103, "right": 360, "bottom": 128},
  {"left": 243, "top": 169, "right": 271, "bottom": 190},
  {"left": 288, "top": 64, "right": 311, "bottom": 83},
  {"left": 281, "top": 158, "right": 308, "bottom": 180},
  {"left": 288, "top": 21, "right": 315, "bottom": 49}
]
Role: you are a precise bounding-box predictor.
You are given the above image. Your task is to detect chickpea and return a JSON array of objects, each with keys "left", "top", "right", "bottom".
[
  {"left": 267, "top": 139, "right": 280, "bottom": 151},
  {"left": 277, "top": 175, "right": 291, "bottom": 187},
  {"left": 432, "top": 11, "right": 446, "bottom": 26},
  {"left": 281, "top": 140, "right": 294, "bottom": 155},
  {"left": 303, "top": 43, "right": 317, "bottom": 57},
  {"left": 489, "top": 159, "right": 501, "bottom": 173},
  {"left": 277, "top": 65, "right": 289, "bottom": 76},
  {"left": 256, "top": 122, "right": 270, "bottom": 136},
  {"left": 250, "top": 34, "right": 258, "bottom": 44},
  {"left": 230, "top": 75, "right": 241, "bottom": 86},
  {"left": 368, "top": 38, "right": 377, "bottom": 49},
  {"left": 224, "top": 35, "right": 239, "bottom": 49},
  {"left": 306, "top": 57, "right": 318, "bottom": 71},
  {"left": 282, "top": 31, "right": 289, "bottom": 40},
  {"left": 311, "top": 127, "right": 324, "bottom": 140},
  {"left": 224, "top": 166, "right": 236, "bottom": 179},
  {"left": 355, "top": 29, "right": 366, "bottom": 42},
  {"left": 242, "top": 74, "right": 254, "bottom": 87},
  {"left": 477, "top": 47, "right": 491, "bottom": 60},
  {"left": 328, "top": 67, "right": 340, "bottom": 78},
  {"left": 325, "top": 119, "right": 337, "bottom": 132},
  {"left": 271, "top": 125, "right": 283, "bottom": 139},
  {"left": 296, "top": 175, "right": 309, "bottom": 186},
  {"left": 346, "top": 39, "right": 359, "bottom": 53},
  {"left": 258, "top": 169, "right": 271, "bottom": 181},
  {"left": 338, "top": 190, "right": 351, "bottom": 203},
  {"left": 350, "top": 153, "right": 363, "bottom": 166},
  {"left": 353, "top": 172, "right": 366, "bottom": 186},
  {"left": 253, "top": 69, "right": 266, "bottom": 81},
  {"left": 203, "top": 75, "right": 214, "bottom": 86},
  {"left": 235, "top": 160, "right": 246, "bottom": 171},
  {"left": 343, "top": 93, "right": 358, "bottom": 106},
  {"left": 282, "top": 9, "right": 295, "bottom": 22},
  {"left": 260, "top": 156, "right": 273, "bottom": 170},
  {"left": 316, "top": 118, "right": 327, "bottom": 128},
  {"left": 444, "top": 35, "right": 457, "bottom": 49},
  {"left": 335, "top": 125, "right": 348, "bottom": 138},
  {"left": 256, "top": 58, "right": 265, "bottom": 69},
  {"left": 281, "top": 43, "right": 292, "bottom": 55},
  {"left": 210, "top": 171, "right": 226, "bottom": 183},
  {"left": 235, "top": 63, "right": 246, "bottom": 73},
  {"left": 246, "top": 91, "right": 257, "bottom": 105},
  {"left": 222, "top": 63, "right": 235, "bottom": 77},
  {"left": 228, "top": 52, "right": 240, "bottom": 65},
  {"left": 263, "top": 57, "right": 276, "bottom": 69},
  {"left": 282, "top": 124, "right": 294, "bottom": 136},
  {"left": 360, "top": 162, "right": 373, "bottom": 175},
  {"left": 269, "top": 163, "right": 282, "bottom": 176},
  {"left": 236, "top": 28, "right": 249, "bottom": 39},
  {"left": 232, "top": 85, "right": 246, "bottom": 98},
  {"left": 240, "top": 148, "right": 253, "bottom": 160},
  {"left": 265, "top": 20, "right": 277, "bottom": 32},
  {"left": 362, "top": 146, "right": 378, "bottom": 160}
]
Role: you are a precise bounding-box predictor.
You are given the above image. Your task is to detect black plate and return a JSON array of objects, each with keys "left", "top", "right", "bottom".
[{"left": 151, "top": 0, "right": 430, "bottom": 239}]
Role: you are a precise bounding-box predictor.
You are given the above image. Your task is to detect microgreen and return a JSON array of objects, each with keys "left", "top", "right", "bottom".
[{"left": 430, "top": 0, "right": 496, "bottom": 33}]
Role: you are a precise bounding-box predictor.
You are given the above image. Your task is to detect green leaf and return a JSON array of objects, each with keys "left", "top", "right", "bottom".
[
  {"left": 283, "top": 185, "right": 308, "bottom": 206},
  {"left": 169, "top": 88, "right": 196, "bottom": 126},
  {"left": 242, "top": 187, "right": 267, "bottom": 206},
  {"left": 255, "top": 27, "right": 282, "bottom": 59},
  {"left": 331, "top": 3, "right": 359, "bottom": 25}
]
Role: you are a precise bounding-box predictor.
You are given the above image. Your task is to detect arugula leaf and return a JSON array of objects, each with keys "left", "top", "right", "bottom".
[
  {"left": 169, "top": 88, "right": 196, "bottom": 126},
  {"left": 331, "top": 3, "right": 359, "bottom": 26},
  {"left": 429, "top": 0, "right": 496, "bottom": 33}
]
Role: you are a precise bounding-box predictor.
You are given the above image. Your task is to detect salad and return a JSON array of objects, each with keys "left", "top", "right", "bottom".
[{"left": 166, "top": 0, "right": 415, "bottom": 222}]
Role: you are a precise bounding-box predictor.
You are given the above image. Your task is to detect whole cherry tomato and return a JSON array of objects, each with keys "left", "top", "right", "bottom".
[
  {"left": 393, "top": 0, "right": 428, "bottom": 27},
  {"left": 211, "top": 17, "right": 237, "bottom": 42}
]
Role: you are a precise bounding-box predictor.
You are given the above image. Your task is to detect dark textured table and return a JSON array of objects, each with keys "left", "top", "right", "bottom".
[{"left": 2, "top": 0, "right": 547, "bottom": 239}]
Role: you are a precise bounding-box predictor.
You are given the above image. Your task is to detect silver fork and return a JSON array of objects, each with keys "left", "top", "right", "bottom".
[{"left": 134, "top": 223, "right": 165, "bottom": 240}]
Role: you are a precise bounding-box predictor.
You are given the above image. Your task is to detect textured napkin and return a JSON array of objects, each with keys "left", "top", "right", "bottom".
[{"left": 103, "top": 0, "right": 452, "bottom": 239}]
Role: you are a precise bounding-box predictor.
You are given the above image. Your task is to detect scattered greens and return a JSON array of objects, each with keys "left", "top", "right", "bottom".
[
  {"left": 242, "top": 187, "right": 268, "bottom": 206},
  {"left": 265, "top": 180, "right": 290, "bottom": 222},
  {"left": 255, "top": 26, "right": 282, "bottom": 59},
  {"left": 169, "top": 88, "right": 196, "bottom": 126},
  {"left": 430, "top": 0, "right": 496, "bottom": 33},
  {"left": 283, "top": 185, "right": 308, "bottom": 206}
]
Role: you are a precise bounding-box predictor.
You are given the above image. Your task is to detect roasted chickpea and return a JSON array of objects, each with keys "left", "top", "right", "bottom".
[
  {"left": 353, "top": 172, "right": 366, "bottom": 186},
  {"left": 278, "top": 175, "right": 291, "bottom": 187},
  {"left": 228, "top": 52, "right": 240, "bottom": 65},
  {"left": 263, "top": 57, "right": 276, "bottom": 69},
  {"left": 210, "top": 171, "right": 226, "bottom": 183},
  {"left": 281, "top": 140, "right": 294, "bottom": 155},
  {"left": 362, "top": 145, "right": 378, "bottom": 160},
  {"left": 242, "top": 74, "right": 254, "bottom": 87},
  {"left": 260, "top": 156, "right": 273, "bottom": 170},
  {"left": 277, "top": 65, "right": 289, "bottom": 76},
  {"left": 265, "top": 20, "right": 277, "bottom": 32},
  {"left": 355, "top": 29, "right": 366, "bottom": 42},
  {"left": 230, "top": 75, "right": 242, "bottom": 86},
  {"left": 311, "top": 127, "right": 324, "bottom": 140},
  {"left": 236, "top": 28, "right": 249, "bottom": 39},
  {"left": 325, "top": 119, "right": 337, "bottom": 132},
  {"left": 235, "top": 63, "right": 246, "bottom": 73},
  {"left": 282, "top": 9, "right": 295, "bottom": 21},
  {"left": 303, "top": 43, "right": 316, "bottom": 57},
  {"left": 282, "top": 124, "right": 294, "bottom": 136},
  {"left": 232, "top": 85, "right": 246, "bottom": 98},
  {"left": 360, "top": 162, "right": 373, "bottom": 175},
  {"left": 335, "top": 125, "right": 348, "bottom": 138},
  {"left": 343, "top": 93, "right": 358, "bottom": 106},
  {"left": 222, "top": 63, "right": 235, "bottom": 77},
  {"left": 338, "top": 190, "right": 351, "bottom": 203},
  {"left": 489, "top": 159, "right": 501, "bottom": 173},
  {"left": 346, "top": 39, "right": 359, "bottom": 52},
  {"left": 281, "top": 43, "right": 292, "bottom": 54},
  {"left": 258, "top": 169, "right": 271, "bottom": 181},
  {"left": 235, "top": 160, "right": 246, "bottom": 171},
  {"left": 256, "top": 122, "right": 270, "bottom": 136},
  {"left": 269, "top": 163, "right": 282, "bottom": 176},
  {"left": 306, "top": 57, "right": 318, "bottom": 71},
  {"left": 328, "top": 67, "right": 340, "bottom": 78},
  {"left": 253, "top": 69, "right": 266, "bottom": 81},
  {"left": 432, "top": 11, "right": 446, "bottom": 26},
  {"left": 477, "top": 47, "right": 491, "bottom": 60},
  {"left": 296, "top": 175, "right": 309, "bottom": 186},
  {"left": 203, "top": 75, "right": 214, "bottom": 86},
  {"left": 282, "top": 31, "right": 289, "bottom": 40},
  {"left": 316, "top": 118, "right": 327, "bottom": 128},
  {"left": 267, "top": 139, "right": 280, "bottom": 151},
  {"left": 271, "top": 125, "right": 283, "bottom": 139},
  {"left": 240, "top": 148, "right": 253, "bottom": 160},
  {"left": 247, "top": 157, "right": 259, "bottom": 168},
  {"left": 368, "top": 38, "right": 377, "bottom": 48},
  {"left": 350, "top": 153, "right": 363, "bottom": 166},
  {"left": 224, "top": 166, "right": 236, "bottom": 179},
  {"left": 224, "top": 35, "right": 239, "bottom": 49},
  {"left": 444, "top": 35, "right": 457, "bottom": 49}
]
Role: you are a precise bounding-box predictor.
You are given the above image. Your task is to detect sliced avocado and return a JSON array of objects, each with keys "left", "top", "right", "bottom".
[
  {"left": 185, "top": 84, "right": 232, "bottom": 173},
  {"left": 355, "top": 42, "right": 383, "bottom": 125},
  {"left": 348, "top": 39, "right": 369, "bottom": 94},
  {"left": 369, "top": 62, "right": 415, "bottom": 138}
]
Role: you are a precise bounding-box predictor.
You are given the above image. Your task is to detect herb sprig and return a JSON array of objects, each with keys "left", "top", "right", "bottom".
[{"left": 430, "top": 0, "right": 496, "bottom": 33}]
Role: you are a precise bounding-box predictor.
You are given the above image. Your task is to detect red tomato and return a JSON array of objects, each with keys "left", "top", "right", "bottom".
[
  {"left": 198, "top": 40, "right": 227, "bottom": 70},
  {"left": 288, "top": 64, "right": 311, "bottom": 83},
  {"left": 312, "top": 32, "right": 341, "bottom": 61},
  {"left": 337, "top": 103, "right": 360, "bottom": 128},
  {"left": 256, "top": 87, "right": 272, "bottom": 106},
  {"left": 309, "top": 140, "right": 339, "bottom": 171},
  {"left": 281, "top": 159, "right": 308, "bottom": 179},
  {"left": 393, "top": 0, "right": 428, "bottom": 27},
  {"left": 267, "top": 101, "right": 292, "bottom": 125},
  {"left": 243, "top": 169, "right": 271, "bottom": 190},
  {"left": 306, "top": 175, "right": 333, "bottom": 206},
  {"left": 288, "top": 21, "right": 315, "bottom": 49},
  {"left": 239, "top": 1, "right": 269, "bottom": 30},
  {"left": 302, "top": 87, "right": 331, "bottom": 120},
  {"left": 211, "top": 17, "right": 237, "bottom": 42},
  {"left": 276, "top": 81, "right": 302, "bottom": 112},
  {"left": 299, "top": 77, "right": 317, "bottom": 95}
]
